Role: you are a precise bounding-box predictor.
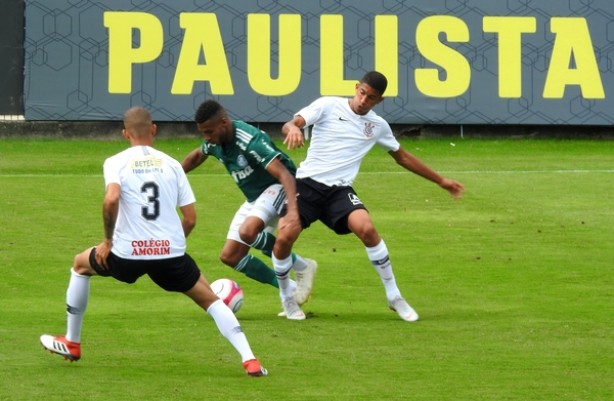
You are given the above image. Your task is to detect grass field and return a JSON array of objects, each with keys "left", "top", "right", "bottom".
[{"left": 0, "top": 137, "right": 612, "bottom": 400}]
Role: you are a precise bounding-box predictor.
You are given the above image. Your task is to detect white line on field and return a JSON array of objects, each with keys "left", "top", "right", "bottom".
[{"left": 1, "top": 169, "right": 613, "bottom": 178}]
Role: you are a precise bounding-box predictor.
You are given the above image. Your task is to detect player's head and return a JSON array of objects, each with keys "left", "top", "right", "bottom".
[
  {"left": 361, "top": 71, "right": 388, "bottom": 96},
  {"left": 349, "top": 71, "right": 386, "bottom": 115},
  {"left": 122, "top": 106, "right": 156, "bottom": 141},
  {"left": 194, "top": 100, "right": 233, "bottom": 144}
]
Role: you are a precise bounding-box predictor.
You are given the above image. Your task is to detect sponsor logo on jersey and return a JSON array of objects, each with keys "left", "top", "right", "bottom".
[
  {"left": 338, "top": 116, "right": 350, "bottom": 121},
  {"left": 231, "top": 165, "right": 254, "bottom": 183},
  {"left": 131, "top": 156, "right": 163, "bottom": 174},
  {"left": 131, "top": 239, "right": 171, "bottom": 256},
  {"left": 131, "top": 156, "right": 162, "bottom": 168}
]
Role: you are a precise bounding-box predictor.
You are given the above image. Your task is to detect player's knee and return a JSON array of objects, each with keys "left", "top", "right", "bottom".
[
  {"left": 354, "top": 224, "right": 379, "bottom": 245},
  {"left": 238, "top": 226, "right": 258, "bottom": 245},
  {"left": 219, "top": 250, "right": 240, "bottom": 267}
]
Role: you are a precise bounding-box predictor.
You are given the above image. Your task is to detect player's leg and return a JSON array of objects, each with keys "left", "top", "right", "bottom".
[
  {"left": 184, "top": 273, "right": 267, "bottom": 376},
  {"left": 247, "top": 186, "right": 317, "bottom": 303},
  {"left": 40, "top": 247, "right": 99, "bottom": 361},
  {"left": 330, "top": 187, "right": 418, "bottom": 322},
  {"left": 223, "top": 203, "right": 279, "bottom": 286},
  {"left": 347, "top": 209, "right": 419, "bottom": 322},
  {"left": 272, "top": 179, "right": 326, "bottom": 320},
  {"left": 220, "top": 237, "right": 278, "bottom": 286},
  {"left": 272, "top": 213, "right": 305, "bottom": 320}
]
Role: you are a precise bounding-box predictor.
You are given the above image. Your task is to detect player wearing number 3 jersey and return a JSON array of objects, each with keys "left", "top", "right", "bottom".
[
  {"left": 40, "top": 107, "right": 267, "bottom": 377},
  {"left": 101, "top": 142, "right": 193, "bottom": 259}
]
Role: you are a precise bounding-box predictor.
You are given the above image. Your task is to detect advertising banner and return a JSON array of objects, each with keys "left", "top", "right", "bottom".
[{"left": 24, "top": 1, "right": 614, "bottom": 124}]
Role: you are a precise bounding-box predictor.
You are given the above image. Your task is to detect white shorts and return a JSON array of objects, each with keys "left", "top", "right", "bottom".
[{"left": 226, "top": 183, "right": 285, "bottom": 244}]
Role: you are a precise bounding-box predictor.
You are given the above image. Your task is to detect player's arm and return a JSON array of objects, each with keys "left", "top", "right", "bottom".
[
  {"left": 181, "top": 146, "right": 208, "bottom": 173},
  {"left": 96, "top": 182, "right": 120, "bottom": 268},
  {"left": 389, "top": 147, "right": 465, "bottom": 198},
  {"left": 281, "top": 115, "right": 306, "bottom": 150},
  {"left": 179, "top": 203, "right": 196, "bottom": 238},
  {"left": 265, "top": 158, "right": 300, "bottom": 220}
]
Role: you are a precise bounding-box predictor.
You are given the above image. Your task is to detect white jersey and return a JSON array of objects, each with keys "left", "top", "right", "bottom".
[
  {"left": 296, "top": 96, "right": 400, "bottom": 186},
  {"left": 103, "top": 146, "right": 196, "bottom": 260}
]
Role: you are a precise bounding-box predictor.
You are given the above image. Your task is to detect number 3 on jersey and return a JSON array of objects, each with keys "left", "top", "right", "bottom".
[{"left": 141, "top": 182, "right": 160, "bottom": 220}]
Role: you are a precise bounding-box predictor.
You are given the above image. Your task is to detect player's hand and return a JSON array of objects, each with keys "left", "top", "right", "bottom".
[
  {"left": 283, "top": 127, "right": 305, "bottom": 150},
  {"left": 440, "top": 178, "right": 465, "bottom": 198},
  {"left": 94, "top": 240, "right": 112, "bottom": 269},
  {"left": 277, "top": 211, "right": 302, "bottom": 242}
]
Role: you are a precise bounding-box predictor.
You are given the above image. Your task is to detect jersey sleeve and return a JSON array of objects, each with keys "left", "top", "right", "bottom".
[
  {"left": 244, "top": 131, "right": 282, "bottom": 169},
  {"left": 102, "top": 154, "right": 121, "bottom": 187},
  {"left": 296, "top": 97, "right": 331, "bottom": 127},
  {"left": 174, "top": 161, "right": 196, "bottom": 207},
  {"left": 376, "top": 119, "right": 400, "bottom": 152}
]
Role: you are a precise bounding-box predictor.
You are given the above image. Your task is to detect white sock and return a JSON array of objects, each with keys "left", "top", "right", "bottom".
[
  {"left": 365, "top": 240, "right": 401, "bottom": 300},
  {"left": 206, "top": 299, "right": 255, "bottom": 363},
  {"left": 272, "top": 254, "right": 293, "bottom": 299},
  {"left": 65, "top": 268, "right": 90, "bottom": 343}
]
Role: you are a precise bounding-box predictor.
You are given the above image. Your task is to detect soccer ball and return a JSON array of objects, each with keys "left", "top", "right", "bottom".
[{"left": 210, "top": 278, "right": 243, "bottom": 313}]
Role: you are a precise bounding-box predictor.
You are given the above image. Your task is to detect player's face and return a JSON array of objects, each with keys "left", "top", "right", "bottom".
[
  {"left": 196, "top": 115, "right": 232, "bottom": 144},
  {"left": 349, "top": 82, "right": 383, "bottom": 115}
]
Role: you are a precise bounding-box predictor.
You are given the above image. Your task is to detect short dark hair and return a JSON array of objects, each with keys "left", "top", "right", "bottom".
[
  {"left": 360, "top": 71, "right": 388, "bottom": 96},
  {"left": 195, "top": 100, "right": 223, "bottom": 124}
]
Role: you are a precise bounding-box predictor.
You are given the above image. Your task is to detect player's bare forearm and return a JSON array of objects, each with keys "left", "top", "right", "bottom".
[
  {"left": 180, "top": 203, "right": 197, "bottom": 237},
  {"left": 102, "top": 183, "right": 120, "bottom": 241},
  {"left": 182, "top": 148, "right": 207, "bottom": 173},
  {"left": 390, "top": 148, "right": 443, "bottom": 183},
  {"left": 390, "top": 148, "right": 465, "bottom": 198},
  {"left": 267, "top": 159, "right": 299, "bottom": 214},
  {"left": 102, "top": 208, "right": 116, "bottom": 241}
]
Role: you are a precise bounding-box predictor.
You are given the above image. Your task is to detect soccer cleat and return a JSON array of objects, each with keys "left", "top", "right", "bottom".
[
  {"left": 388, "top": 296, "right": 419, "bottom": 322},
  {"left": 40, "top": 334, "right": 81, "bottom": 361},
  {"left": 277, "top": 280, "right": 297, "bottom": 317},
  {"left": 282, "top": 297, "right": 306, "bottom": 320},
  {"left": 243, "top": 359, "right": 268, "bottom": 377},
  {"left": 294, "top": 258, "right": 317, "bottom": 305}
]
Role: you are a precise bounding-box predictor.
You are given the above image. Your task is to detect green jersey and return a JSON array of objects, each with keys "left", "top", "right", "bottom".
[{"left": 200, "top": 120, "right": 297, "bottom": 202}]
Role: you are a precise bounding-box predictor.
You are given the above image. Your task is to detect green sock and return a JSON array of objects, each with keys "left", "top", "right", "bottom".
[
  {"left": 250, "top": 230, "right": 275, "bottom": 257},
  {"left": 250, "top": 231, "right": 299, "bottom": 264},
  {"left": 235, "top": 254, "right": 278, "bottom": 287}
]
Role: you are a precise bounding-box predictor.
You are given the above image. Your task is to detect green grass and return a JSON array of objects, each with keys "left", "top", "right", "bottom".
[{"left": 0, "top": 137, "right": 612, "bottom": 400}]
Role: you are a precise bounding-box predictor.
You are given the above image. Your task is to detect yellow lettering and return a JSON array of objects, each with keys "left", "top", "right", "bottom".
[
  {"left": 415, "top": 16, "right": 470, "bottom": 98},
  {"left": 543, "top": 18, "right": 604, "bottom": 99},
  {"left": 320, "top": 15, "right": 354, "bottom": 95},
  {"left": 104, "top": 12, "right": 163, "bottom": 94},
  {"left": 247, "top": 14, "right": 301, "bottom": 96},
  {"left": 374, "top": 15, "right": 398, "bottom": 96},
  {"left": 483, "top": 17, "right": 536, "bottom": 98},
  {"left": 171, "top": 13, "right": 233, "bottom": 95}
]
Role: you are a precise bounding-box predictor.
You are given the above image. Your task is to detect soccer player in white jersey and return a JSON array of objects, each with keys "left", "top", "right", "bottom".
[
  {"left": 273, "top": 71, "right": 465, "bottom": 320},
  {"left": 182, "top": 100, "right": 317, "bottom": 310},
  {"left": 40, "top": 107, "right": 267, "bottom": 377}
]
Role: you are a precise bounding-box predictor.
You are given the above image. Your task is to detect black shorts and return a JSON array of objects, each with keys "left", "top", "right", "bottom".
[
  {"left": 283, "top": 177, "right": 367, "bottom": 234},
  {"left": 89, "top": 248, "right": 201, "bottom": 292}
]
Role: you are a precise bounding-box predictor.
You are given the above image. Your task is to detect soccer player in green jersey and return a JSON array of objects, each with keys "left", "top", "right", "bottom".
[{"left": 182, "top": 100, "right": 316, "bottom": 309}]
